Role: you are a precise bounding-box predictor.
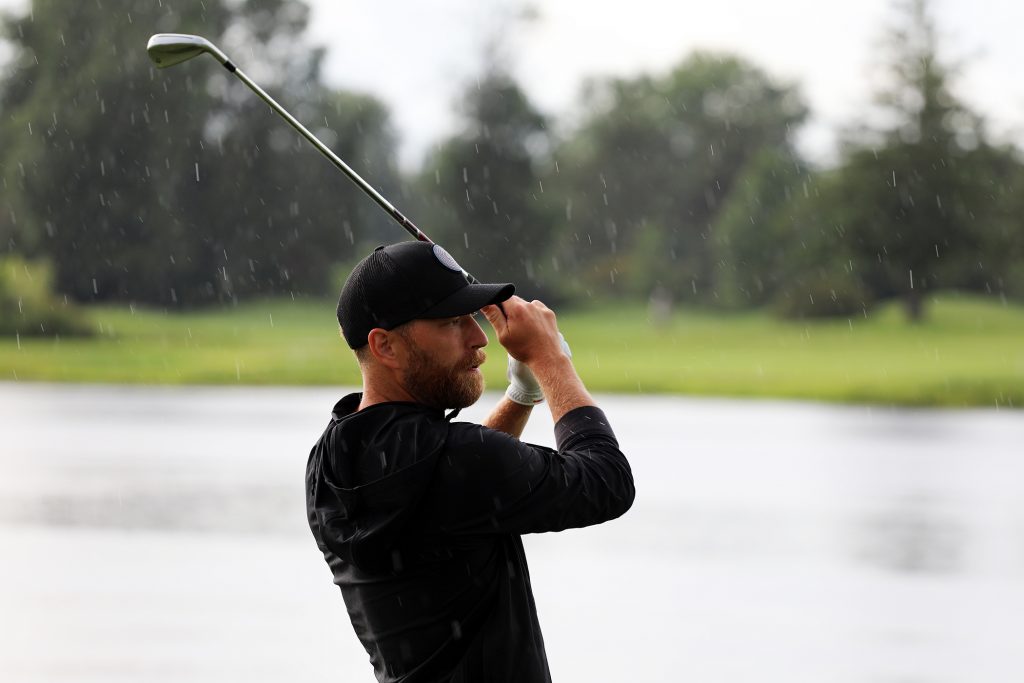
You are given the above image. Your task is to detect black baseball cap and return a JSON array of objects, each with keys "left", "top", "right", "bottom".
[{"left": 337, "top": 241, "right": 515, "bottom": 349}]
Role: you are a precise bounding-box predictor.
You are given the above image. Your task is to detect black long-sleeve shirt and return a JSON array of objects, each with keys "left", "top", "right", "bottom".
[{"left": 306, "top": 393, "right": 635, "bottom": 682}]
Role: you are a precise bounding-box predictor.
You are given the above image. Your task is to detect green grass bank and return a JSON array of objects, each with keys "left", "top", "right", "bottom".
[{"left": 2, "top": 293, "right": 1021, "bottom": 408}]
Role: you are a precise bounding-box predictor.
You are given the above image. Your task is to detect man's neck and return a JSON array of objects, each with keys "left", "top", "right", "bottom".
[{"left": 358, "top": 373, "right": 418, "bottom": 412}]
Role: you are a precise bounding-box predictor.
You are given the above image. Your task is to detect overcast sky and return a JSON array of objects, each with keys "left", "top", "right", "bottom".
[
  {"left": 306, "top": 0, "right": 1024, "bottom": 168},
  {"left": 3, "top": 0, "right": 1024, "bottom": 168}
]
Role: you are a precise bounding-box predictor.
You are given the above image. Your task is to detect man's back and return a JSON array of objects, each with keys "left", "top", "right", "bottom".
[{"left": 306, "top": 394, "right": 633, "bottom": 682}]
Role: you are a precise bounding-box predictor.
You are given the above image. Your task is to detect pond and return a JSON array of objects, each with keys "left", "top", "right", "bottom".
[{"left": 1, "top": 383, "right": 1022, "bottom": 682}]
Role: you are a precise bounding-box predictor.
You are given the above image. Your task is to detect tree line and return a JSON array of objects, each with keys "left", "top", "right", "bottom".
[{"left": 2, "top": 0, "right": 1022, "bottom": 331}]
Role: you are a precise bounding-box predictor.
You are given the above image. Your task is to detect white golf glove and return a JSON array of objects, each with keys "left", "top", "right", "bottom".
[{"left": 505, "top": 333, "right": 572, "bottom": 406}]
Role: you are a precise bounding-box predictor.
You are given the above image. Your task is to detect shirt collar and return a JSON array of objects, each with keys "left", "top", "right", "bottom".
[{"left": 330, "top": 392, "right": 455, "bottom": 422}]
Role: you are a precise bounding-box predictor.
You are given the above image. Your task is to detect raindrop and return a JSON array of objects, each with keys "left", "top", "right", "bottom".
[
  {"left": 194, "top": 163, "right": 200, "bottom": 182},
  {"left": 27, "top": 122, "right": 32, "bottom": 135}
]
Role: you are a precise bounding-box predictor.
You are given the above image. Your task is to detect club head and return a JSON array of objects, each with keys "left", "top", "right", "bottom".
[{"left": 146, "top": 33, "right": 229, "bottom": 68}]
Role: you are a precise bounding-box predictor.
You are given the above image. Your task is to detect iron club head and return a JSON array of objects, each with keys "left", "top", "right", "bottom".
[{"left": 146, "top": 33, "right": 231, "bottom": 69}]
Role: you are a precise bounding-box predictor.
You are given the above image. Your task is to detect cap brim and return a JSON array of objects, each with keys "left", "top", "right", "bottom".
[{"left": 418, "top": 282, "right": 515, "bottom": 319}]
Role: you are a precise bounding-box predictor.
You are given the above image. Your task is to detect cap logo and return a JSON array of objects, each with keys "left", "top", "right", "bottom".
[{"left": 432, "top": 244, "right": 463, "bottom": 273}]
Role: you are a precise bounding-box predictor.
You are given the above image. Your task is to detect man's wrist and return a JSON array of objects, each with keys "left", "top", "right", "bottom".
[{"left": 506, "top": 384, "right": 544, "bottom": 406}]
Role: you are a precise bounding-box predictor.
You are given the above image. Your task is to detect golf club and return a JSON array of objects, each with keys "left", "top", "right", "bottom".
[{"left": 145, "top": 33, "right": 469, "bottom": 272}]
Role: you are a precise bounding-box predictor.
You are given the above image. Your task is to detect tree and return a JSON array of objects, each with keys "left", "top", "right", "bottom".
[
  {"left": 711, "top": 148, "right": 815, "bottom": 308},
  {"left": 833, "top": 0, "right": 1016, "bottom": 321},
  {"left": 415, "top": 65, "right": 556, "bottom": 296},
  {"left": 0, "top": 0, "right": 397, "bottom": 306},
  {"left": 0, "top": 0, "right": 229, "bottom": 303},
  {"left": 712, "top": 151, "right": 876, "bottom": 318},
  {"left": 551, "top": 53, "right": 807, "bottom": 301}
]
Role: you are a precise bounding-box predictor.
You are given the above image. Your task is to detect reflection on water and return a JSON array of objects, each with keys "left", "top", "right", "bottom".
[
  {"left": 4, "top": 485, "right": 299, "bottom": 534},
  {"left": 2, "top": 383, "right": 1024, "bottom": 682},
  {"left": 856, "top": 498, "right": 967, "bottom": 574}
]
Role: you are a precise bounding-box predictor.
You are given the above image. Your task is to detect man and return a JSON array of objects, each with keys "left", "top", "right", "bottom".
[{"left": 306, "top": 241, "right": 635, "bottom": 682}]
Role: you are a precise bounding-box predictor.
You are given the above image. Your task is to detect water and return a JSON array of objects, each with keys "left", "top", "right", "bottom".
[{"left": 1, "top": 383, "right": 1023, "bottom": 682}]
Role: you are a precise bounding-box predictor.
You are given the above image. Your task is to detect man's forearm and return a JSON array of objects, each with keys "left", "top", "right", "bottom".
[
  {"left": 529, "top": 354, "right": 596, "bottom": 424},
  {"left": 482, "top": 395, "right": 534, "bottom": 438}
]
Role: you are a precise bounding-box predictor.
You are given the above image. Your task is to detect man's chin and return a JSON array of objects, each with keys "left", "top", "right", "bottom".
[
  {"left": 403, "top": 356, "right": 486, "bottom": 410},
  {"left": 451, "top": 374, "right": 485, "bottom": 409}
]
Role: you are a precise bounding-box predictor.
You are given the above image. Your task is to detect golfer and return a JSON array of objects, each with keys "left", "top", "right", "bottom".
[{"left": 306, "top": 241, "right": 635, "bottom": 682}]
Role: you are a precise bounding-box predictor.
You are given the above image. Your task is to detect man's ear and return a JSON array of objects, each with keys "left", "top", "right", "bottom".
[{"left": 367, "top": 328, "right": 403, "bottom": 369}]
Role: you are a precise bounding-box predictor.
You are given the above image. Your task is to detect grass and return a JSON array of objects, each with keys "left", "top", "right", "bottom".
[{"left": 1, "top": 292, "right": 1022, "bottom": 408}]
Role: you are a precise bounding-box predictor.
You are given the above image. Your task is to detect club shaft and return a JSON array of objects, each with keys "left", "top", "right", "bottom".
[
  {"left": 225, "top": 63, "right": 431, "bottom": 245},
  {"left": 155, "top": 40, "right": 483, "bottom": 284}
]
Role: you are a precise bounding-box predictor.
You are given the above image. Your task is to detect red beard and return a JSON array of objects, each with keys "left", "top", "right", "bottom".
[{"left": 402, "top": 347, "right": 487, "bottom": 410}]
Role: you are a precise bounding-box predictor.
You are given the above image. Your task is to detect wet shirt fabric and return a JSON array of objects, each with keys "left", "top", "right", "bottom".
[{"left": 305, "top": 393, "right": 634, "bottom": 683}]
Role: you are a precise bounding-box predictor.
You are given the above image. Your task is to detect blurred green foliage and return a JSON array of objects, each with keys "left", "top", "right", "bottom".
[
  {"left": 549, "top": 52, "right": 807, "bottom": 303},
  {"left": 0, "top": 255, "right": 91, "bottom": 336},
  {"left": 0, "top": 0, "right": 1021, "bottom": 330},
  {"left": 413, "top": 63, "right": 559, "bottom": 300},
  {"left": 0, "top": 0, "right": 396, "bottom": 306}
]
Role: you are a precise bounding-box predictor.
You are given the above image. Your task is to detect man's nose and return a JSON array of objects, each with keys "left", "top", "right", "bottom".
[{"left": 467, "top": 314, "right": 488, "bottom": 348}]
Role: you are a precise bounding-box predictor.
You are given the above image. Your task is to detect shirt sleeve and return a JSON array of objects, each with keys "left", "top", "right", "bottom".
[{"left": 420, "top": 406, "right": 635, "bottom": 536}]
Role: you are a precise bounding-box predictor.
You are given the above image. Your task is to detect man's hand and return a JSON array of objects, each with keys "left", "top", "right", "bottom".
[
  {"left": 482, "top": 297, "right": 594, "bottom": 423},
  {"left": 481, "top": 296, "right": 565, "bottom": 366}
]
